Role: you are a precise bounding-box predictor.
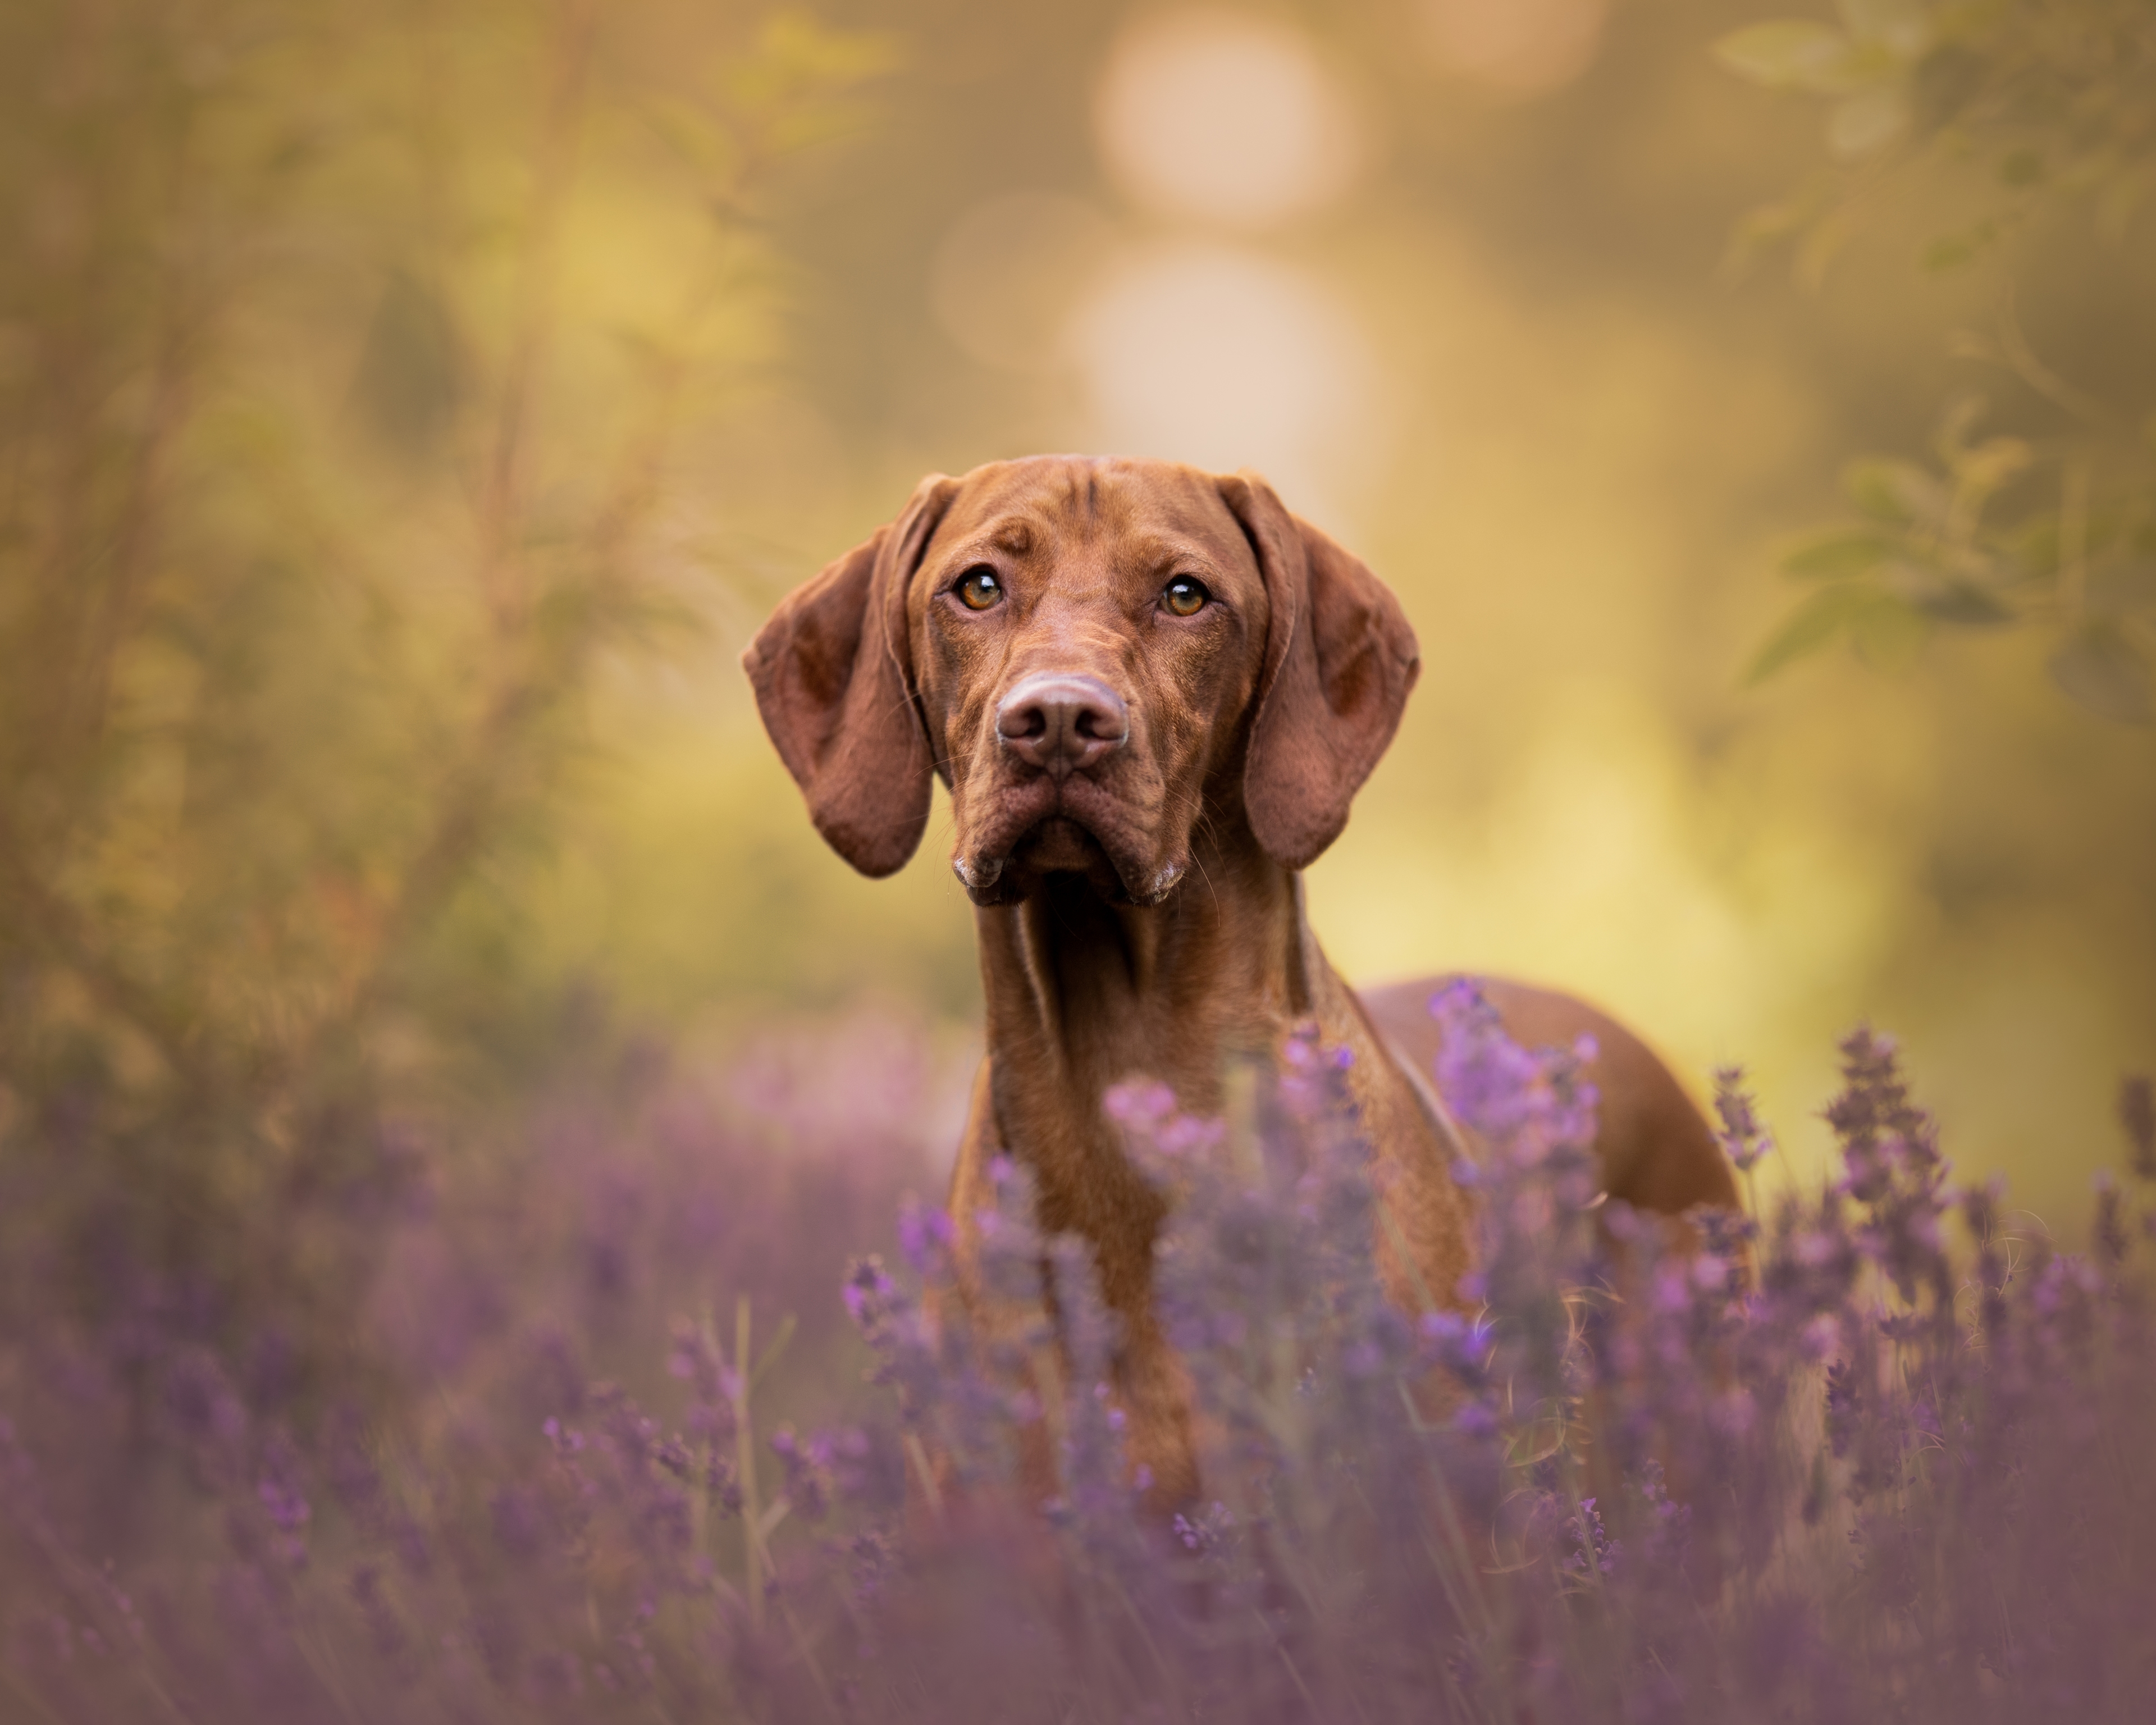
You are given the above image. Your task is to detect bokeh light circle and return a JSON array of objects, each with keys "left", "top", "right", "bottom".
[
  {"left": 1093, "top": 9, "right": 1363, "bottom": 230},
  {"left": 1421, "top": 0, "right": 1607, "bottom": 96},
  {"left": 1067, "top": 241, "right": 1378, "bottom": 513}
]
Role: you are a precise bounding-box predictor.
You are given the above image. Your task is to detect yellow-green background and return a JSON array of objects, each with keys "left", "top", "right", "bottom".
[{"left": 5, "top": 0, "right": 2150, "bottom": 1241}]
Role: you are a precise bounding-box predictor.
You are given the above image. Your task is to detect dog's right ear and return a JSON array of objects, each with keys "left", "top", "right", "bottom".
[{"left": 742, "top": 475, "right": 960, "bottom": 877}]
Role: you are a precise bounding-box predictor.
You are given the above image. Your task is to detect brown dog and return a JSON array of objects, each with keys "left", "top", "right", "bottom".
[{"left": 746, "top": 455, "right": 1737, "bottom": 1508}]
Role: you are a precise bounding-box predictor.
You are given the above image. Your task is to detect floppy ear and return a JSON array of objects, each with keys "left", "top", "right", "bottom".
[
  {"left": 1218, "top": 473, "right": 1421, "bottom": 870},
  {"left": 742, "top": 475, "right": 959, "bottom": 877}
]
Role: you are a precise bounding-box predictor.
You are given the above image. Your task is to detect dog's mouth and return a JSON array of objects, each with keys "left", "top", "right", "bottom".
[
  {"left": 953, "top": 797, "right": 1187, "bottom": 910},
  {"left": 955, "top": 815, "right": 1122, "bottom": 905},
  {"left": 1014, "top": 815, "right": 1135, "bottom": 900},
  {"left": 1016, "top": 816, "right": 1107, "bottom": 875}
]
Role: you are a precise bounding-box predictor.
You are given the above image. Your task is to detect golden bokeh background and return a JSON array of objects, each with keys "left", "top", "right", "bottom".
[{"left": 5, "top": 0, "right": 2152, "bottom": 1242}]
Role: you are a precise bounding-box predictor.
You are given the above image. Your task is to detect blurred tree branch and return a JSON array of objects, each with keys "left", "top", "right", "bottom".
[
  {"left": 0, "top": 0, "right": 897, "bottom": 1300},
  {"left": 1720, "top": 0, "right": 2156, "bottom": 723}
]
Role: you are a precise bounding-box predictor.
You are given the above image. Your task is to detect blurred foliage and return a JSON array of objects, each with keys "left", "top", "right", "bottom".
[
  {"left": 3, "top": 992, "right": 2152, "bottom": 1719},
  {"left": 0, "top": 0, "right": 894, "bottom": 1322},
  {"left": 1720, "top": 0, "right": 2156, "bottom": 720},
  {"left": 0, "top": 0, "right": 2147, "bottom": 1337}
]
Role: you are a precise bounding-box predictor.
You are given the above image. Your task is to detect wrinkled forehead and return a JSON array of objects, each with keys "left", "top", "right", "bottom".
[{"left": 925, "top": 458, "right": 1260, "bottom": 584}]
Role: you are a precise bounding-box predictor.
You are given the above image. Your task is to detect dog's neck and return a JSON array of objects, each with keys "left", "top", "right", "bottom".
[
  {"left": 971, "top": 818, "right": 1340, "bottom": 1307},
  {"left": 975, "top": 829, "right": 1318, "bottom": 1109}
]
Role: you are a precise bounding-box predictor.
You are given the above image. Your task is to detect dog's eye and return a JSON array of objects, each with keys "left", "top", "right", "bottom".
[
  {"left": 1162, "top": 576, "right": 1209, "bottom": 618},
  {"left": 954, "top": 567, "right": 1003, "bottom": 611}
]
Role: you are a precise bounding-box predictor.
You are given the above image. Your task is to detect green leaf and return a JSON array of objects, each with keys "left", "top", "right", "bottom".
[
  {"left": 642, "top": 93, "right": 747, "bottom": 186},
  {"left": 1913, "top": 581, "right": 2013, "bottom": 627},
  {"left": 2008, "top": 513, "right": 2062, "bottom": 580},
  {"left": 1780, "top": 526, "right": 1900, "bottom": 580},
  {"left": 1745, "top": 584, "right": 1879, "bottom": 684},
  {"left": 1719, "top": 175, "right": 1838, "bottom": 280},
  {"left": 1922, "top": 222, "right": 1997, "bottom": 272},
  {"left": 1845, "top": 459, "right": 1948, "bottom": 527},
  {"left": 1999, "top": 148, "right": 2046, "bottom": 189},
  {"left": 2049, "top": 624, "right": 2153, "bottom": 724},
  {"left": 1715, "top": 22, "right": 1857, "bottom": 93},
  {"left": 1849, "top": 590, "right": 1927, "bottom": 670},
  {"left": 1949, "top": 435, "right": 2034, "bottom": 498}
]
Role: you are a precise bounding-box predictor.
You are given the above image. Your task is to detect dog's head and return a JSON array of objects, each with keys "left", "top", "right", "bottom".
[{"left": 744, "top": 456, "right": 1419, "bottom": 906}]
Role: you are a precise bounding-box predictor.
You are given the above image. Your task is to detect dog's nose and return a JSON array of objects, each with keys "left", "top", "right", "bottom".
[{"left": 995, "top": 673, "right": 1129, "bottom": 777}]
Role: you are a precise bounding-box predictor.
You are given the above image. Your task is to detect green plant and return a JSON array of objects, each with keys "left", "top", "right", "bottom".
[
  {"left": 1719, "top": 0, "right": 2156, "bottom": 722},
  {"left": 0, "top": 0, "right": 893, "bottom": 1319}
]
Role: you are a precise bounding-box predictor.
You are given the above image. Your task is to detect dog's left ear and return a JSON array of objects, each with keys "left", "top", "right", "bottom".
[
  {"left": 742, "top": 474, "right": 960, "bottom": 877},
  {"left": 1218, "top": 473, "right": 1421, "bottom": 870}
]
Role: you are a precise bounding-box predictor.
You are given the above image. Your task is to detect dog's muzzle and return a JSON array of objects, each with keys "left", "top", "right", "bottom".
[{"left": 994, "top": 673, "right": 1129, "bottom": 780}]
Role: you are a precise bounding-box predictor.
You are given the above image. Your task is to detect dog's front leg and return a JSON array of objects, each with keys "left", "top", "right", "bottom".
[
  {"left": 924, "top": 1060, "right": 1065, "bottom": 1534},
  {"left": 942, "top": 1060, "right": 1203, "bottom": 1526}
]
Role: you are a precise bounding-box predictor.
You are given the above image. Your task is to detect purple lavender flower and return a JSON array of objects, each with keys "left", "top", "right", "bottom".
[
  {"left": 896, "top": 1197, "right": 956, "bottom": 1274},
  {"left": 1170, "top": 1499, "right": 1235, "bottom": 1555},
  {"left": 846, "top": 1527, "right": 898, "bottom": 1601},
  {"left": 1429, "top": 977, "right": 1547, "bottom": 1140},
  {"left": 769, "top": 1423, "right": 862, "bottom": 1523},
  {"left": 1825, "top": 1026, "right": 1952, "bottom": 1309},
  {"left": 1561, "top": 1495, "right": 1620, "bottom": 1579},
  {"left": 3, "top": 1001, "right": 2153, "bottom": 1724},
  {"left": 1712, "top": 1065, "right": 1777, "bottom": 1174},
  {"left": 255, "top": 1475, "right": 310, "bottom": 1535}
]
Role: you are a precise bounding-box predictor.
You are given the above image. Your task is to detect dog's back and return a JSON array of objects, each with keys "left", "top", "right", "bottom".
[{"left": 1363, "top": 974, "right": 1738, "bottom": 1217}]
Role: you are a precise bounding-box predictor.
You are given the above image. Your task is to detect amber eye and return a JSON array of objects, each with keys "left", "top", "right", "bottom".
[
  {"left": 1162, "top": 576, "right": 1209, "bottom": 617},
  {"left": 954, "top": 567, "right": 1003, "bottom": 610}
]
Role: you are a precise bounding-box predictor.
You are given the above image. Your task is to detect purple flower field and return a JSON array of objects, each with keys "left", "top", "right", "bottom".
[{"left": 3, "top": 986, "right": 2152, "bottom": 1722}]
